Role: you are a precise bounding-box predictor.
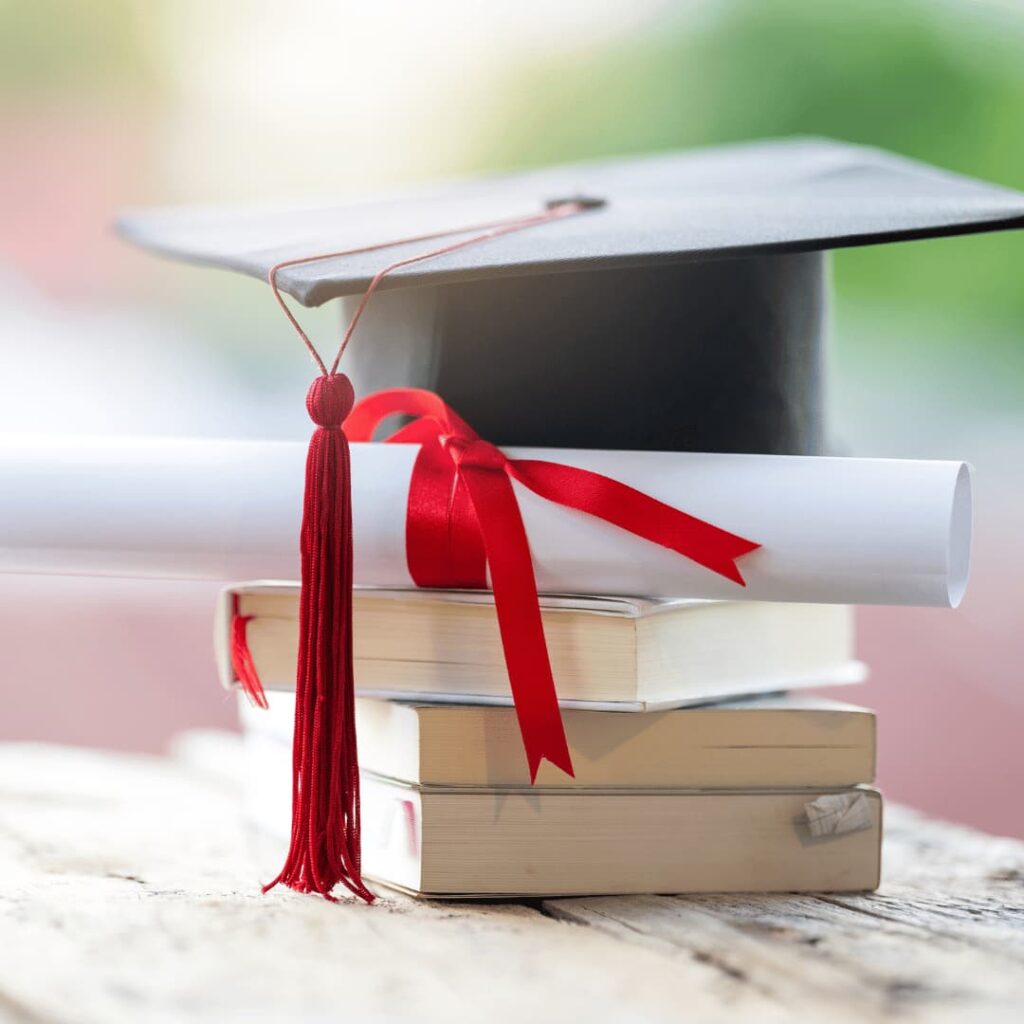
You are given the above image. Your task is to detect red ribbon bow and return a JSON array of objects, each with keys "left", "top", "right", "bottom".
[{"left": 345, "top": 388, "right": 760, "bottom": 782}]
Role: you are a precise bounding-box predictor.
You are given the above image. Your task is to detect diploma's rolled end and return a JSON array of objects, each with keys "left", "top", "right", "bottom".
[{"left": 947, "top": 462, "right": 973, "bottom": 609}]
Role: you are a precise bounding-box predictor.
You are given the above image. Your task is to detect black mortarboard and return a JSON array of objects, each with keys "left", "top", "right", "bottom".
[{"left": 119, "top": 137, "right": 1024, "bottom": 455}]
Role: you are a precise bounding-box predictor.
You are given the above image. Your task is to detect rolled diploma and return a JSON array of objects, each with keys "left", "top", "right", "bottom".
[{"left": 0, "top": 434, "right": 971, "bottom": 607}]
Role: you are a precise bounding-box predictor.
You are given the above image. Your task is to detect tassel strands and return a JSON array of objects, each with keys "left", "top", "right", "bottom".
[{"left": 263, "top": 373, "right": 374, "bottom": 903}]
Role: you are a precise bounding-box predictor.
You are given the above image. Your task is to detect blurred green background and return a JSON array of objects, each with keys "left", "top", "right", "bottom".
[
  {"left": 3, "top": 0, "right": 1023, "bottom": 425},
  {"left": 479, "top": 0, "right": 1024, "bottom": 378},
  {"left": 1, "top": 0, "right": 1023, "bottom": 835}
]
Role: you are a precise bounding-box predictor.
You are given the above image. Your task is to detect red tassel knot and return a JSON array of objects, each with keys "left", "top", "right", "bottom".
[{"left": 306, "top": 373, "right": 354, "bottom": 427}]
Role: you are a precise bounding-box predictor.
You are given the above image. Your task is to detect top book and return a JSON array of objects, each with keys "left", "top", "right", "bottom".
[{"left": 218, "top": 583, "right": 862, "bottom": 710}]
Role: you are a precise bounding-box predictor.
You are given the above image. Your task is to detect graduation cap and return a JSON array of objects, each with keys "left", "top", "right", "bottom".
[
  {"left": 118, "top": 138, "right": 1024, "bottom": 903},
  {"left": 119, "top": 137, "right": 1024, "bottom": 455}
]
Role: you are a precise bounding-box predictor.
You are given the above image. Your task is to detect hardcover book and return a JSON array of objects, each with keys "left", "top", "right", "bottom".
[{"left": 218, "top": 583, "right": 863, "bottom": 710}]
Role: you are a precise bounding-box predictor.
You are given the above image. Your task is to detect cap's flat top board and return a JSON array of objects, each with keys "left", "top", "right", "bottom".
[{"left": 118, "top": 137, "right": 1024, "bottom": 307}]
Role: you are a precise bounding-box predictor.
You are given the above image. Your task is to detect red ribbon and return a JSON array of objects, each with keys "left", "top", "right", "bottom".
[{"left": 345, "top": 388, "right": 761, "bottom": 782}]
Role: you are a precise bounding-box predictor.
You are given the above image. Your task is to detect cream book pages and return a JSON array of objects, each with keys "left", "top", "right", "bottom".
[
  {"left": 359, "top": 695, "right": 875, "bottom": 789},
  {"left": 242, "top": 692, "right": 875, "bottom": 789},
  {"left": 368, "top": 779, "right": 883, "bottom": 898},
  {"left": 218, "top": 583, "right": 864, "bottom": 708}
]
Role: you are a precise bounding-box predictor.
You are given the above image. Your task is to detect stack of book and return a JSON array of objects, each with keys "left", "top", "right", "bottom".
[{"left": 219, "top": 584, "right": 881, "bottom": 898}]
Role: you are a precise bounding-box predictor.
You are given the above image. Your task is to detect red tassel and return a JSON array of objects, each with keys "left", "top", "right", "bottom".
[{"left": 263, "top": 373, "right": 374, "bottom": 903}]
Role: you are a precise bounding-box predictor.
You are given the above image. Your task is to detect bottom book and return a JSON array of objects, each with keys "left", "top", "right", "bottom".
[{"left": 357, "top": 777, "right": 883, "bottom": 898}]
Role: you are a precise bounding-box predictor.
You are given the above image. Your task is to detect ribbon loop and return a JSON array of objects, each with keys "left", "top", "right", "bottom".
[
  {"left": 344, "top": 387, "right": 477, "bottom": 444},
  {"left": 345, "top": 389, "right": 760, "bottom": 780}
]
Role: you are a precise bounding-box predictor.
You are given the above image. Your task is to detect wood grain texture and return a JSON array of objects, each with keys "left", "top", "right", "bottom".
[{"left": 1, "top": 738, "right": 1021, "bottom": 1023}]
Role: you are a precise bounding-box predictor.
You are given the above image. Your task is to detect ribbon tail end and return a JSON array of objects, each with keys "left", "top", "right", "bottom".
[
  {"left": 717, "top": 539, "right": 762, "bottom": 587},
  {"left": 527, "top": 747, "right": 576, "bottom": 784}
]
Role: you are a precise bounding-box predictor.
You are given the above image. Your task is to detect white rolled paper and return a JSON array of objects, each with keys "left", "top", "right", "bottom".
[{"left": 0, "top": 434, "right": 971, "bottom": 607}]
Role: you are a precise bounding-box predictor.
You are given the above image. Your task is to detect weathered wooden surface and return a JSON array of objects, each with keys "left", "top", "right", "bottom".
[{"left": 1, "top": 738, "right": 1022, "bottom": 1024}]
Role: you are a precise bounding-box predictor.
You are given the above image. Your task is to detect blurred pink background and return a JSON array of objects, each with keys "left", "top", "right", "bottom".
[
  {"left": 5, "top": 516, "right": 1021, "bottom": 839},
  {"left": 2, "top": 1, "right": 1023, "bottom": 838}
]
